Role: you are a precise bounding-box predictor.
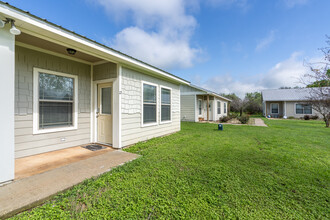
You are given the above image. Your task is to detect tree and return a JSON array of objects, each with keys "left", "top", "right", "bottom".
[
  {"left": 302, "top": 36, "right": 330, "bottom": 127},
  {"left": 221, "top": 93, "right": 247, "bottom": 116},
  {"left": 245, "top": 92, "right": 262, "bottom": 114}
]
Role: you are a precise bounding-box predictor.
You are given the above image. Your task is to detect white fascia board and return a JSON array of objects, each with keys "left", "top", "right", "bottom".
[{"left": 0, "top": 4, "right": 189, "bottom": 85}]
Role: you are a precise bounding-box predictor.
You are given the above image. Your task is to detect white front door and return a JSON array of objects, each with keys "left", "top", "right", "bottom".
[{"left": 97, "top": 83, "right": 112, "bottom": 144}]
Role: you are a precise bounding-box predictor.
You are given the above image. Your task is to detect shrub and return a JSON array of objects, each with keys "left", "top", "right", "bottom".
[
  {"left": 304, "top": 115, "right": 310, "bottom": 120},
  {"left": 238, "top": 115, "right": 250, "bottom": 124},
  {"left": 310, "top": 115, "right": 319, "bottom": 120},
  {"left": 219, "top": 116, "right": 231, "bottom": 123},
  {"left": 229, "top": 113, "right": 238, "bottom": 118},
  {"left": 288, "top": 116, "right": 295, "bottom": 119}
]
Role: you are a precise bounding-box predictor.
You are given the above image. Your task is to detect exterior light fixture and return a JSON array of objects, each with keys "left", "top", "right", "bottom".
[
  {"left": 9, "top": 19, "right": 21, "bottom": 35},
  {"left": 0, "top": 19, "right": 5, "bottom": 28},
  {"left": 66, "top": 48, "right": 77, "bottom": 55},
  {"left": 0, "top": 18, "right": 21, "bottom": 35}
]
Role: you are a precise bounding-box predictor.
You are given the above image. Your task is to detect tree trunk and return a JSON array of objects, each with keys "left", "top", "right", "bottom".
[{"left": 326, "top": 119, "right": 329, "bottom": 128}]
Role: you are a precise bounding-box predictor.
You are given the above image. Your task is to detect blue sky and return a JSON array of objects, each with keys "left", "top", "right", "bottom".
[{"left": 6, "top": 0, "right": 330, "bottom": 97}]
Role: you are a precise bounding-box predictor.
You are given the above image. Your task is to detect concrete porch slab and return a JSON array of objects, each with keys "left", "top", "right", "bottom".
[
  {"left": 15, "top": 145, "right": 114, "bottom": 180},
  {"left": 0, "top": 150, "right": 139, "bottom": 218}
]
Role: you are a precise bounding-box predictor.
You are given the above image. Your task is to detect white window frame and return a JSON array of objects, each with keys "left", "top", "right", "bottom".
[
  {"left": 141, "top": 81, "right": 158, "bottom": 127},
  {"left": 160, "top": 85, "right": 172, "bottom": 124},
  {"left": 217, "top": 101, "right": 221, "bottom": 114},
  {"left": 270, "top": 103, "right": 279, "bottom": 114},
  {"left": 224, "top": 102, "right": 227, "bottom": 114},
  {"left": 198, "top": 99, "right": 202, "bottom": 116},
  {"left": 33, "top": 68, "right": 78, "bottom": 134},
  {"left": 295, "top": 103, "right": 313, "bottom": 115}
]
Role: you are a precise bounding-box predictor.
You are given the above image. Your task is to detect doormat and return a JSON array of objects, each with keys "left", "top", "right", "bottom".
[{"left": 82, "top": 144, "right": 106, "bottom": 151}]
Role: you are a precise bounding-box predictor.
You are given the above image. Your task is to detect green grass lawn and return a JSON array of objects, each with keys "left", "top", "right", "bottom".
[{"left": 12, "top": 119, "right": 330, "bottom": 219}]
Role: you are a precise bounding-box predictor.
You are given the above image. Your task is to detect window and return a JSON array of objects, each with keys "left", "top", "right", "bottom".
[
  {"left": 271, "top": 103, "right": 279, "bottom": 114},
  {"left": 33, "top": 68, "right": 78, "bottom": 134},
  {"left": 198, "top": 99, "right": 202, "bottom": 115},
  {"left": 161, "top": 87, "right": 171, "bottom": 122},
  {"left": 143, "top": 83, "right": 157, "bottom": 125},
  {"left": 296, "top": 104, "right": 312, "bottom": 114},
  {"left": 217, "top": 101, "right": 221, "bottom": 114},
  {"left": 224, "top": 103, "right": 227, "bottom": 113}
]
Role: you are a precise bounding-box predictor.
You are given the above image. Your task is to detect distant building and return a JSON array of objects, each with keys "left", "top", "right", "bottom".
[{"left": 261, "top": 88, "right": 324, "bottom": 118}]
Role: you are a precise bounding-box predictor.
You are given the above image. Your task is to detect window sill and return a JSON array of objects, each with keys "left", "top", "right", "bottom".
[
  {"left": 33, "top": 126, "right": 78, "bottom": 135},
  {"left": 141, "top": 122, "right": 158, "bottom": 128},
  {"left": 160, "top": 120, "right": 172, "bottom": 125}
]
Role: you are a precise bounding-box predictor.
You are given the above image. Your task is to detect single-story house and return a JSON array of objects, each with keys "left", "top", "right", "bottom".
[
  {"left": 261, "top": 88, "right": 323, "bottom": 118},
  {"left": 0, "top": 3, "right": 190, "bottom": 184},
  {"left": 180, "top": 84, "right": 231, "bottom": 122}
]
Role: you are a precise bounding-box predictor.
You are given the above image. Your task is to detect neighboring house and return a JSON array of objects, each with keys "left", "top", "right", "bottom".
[
  {"left": 261, "top": 88, "right": 323, "bottom": 118},
  {"left": 0, "top": 3, "right": 190, "bottom": 184},
  {"left": 180, "top": 84, "right": 231, "bottom": 122}
]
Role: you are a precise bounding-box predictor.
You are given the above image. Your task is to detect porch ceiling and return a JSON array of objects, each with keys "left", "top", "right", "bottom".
[{"left": 16, "top": 32, "right": 103, "bottom": 63}]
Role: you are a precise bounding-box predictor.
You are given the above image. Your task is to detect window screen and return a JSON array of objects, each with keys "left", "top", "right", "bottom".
[
  {"left": 143, "top": 84, "right": 157, "bottom": 124},
  {"left": 161, "top": 88, "right": 171, "bottom": 121},
  {"left": 39, "top": 73, "right": 74, "bottom": 129},
  {"left": 296, "top": 104, "right": 312, "bottom": 114},
  {"left": 217, "top": 101, "right": 221, "bottom": 114},
  {"left": 224, "top": 103, "right": 227, "bottom": 113}
]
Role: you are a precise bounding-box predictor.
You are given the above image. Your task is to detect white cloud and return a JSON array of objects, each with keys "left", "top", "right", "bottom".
[
  {"left": 255, "top": 30, "right": 276, "bottom": 52},
  {"left": 260, "top": 52, "right": 307, "bottom": 88},
  {"left": 283, "top": 0, "right": 309, "bottom": 8},
  {"left": 195, "top": 52, "right": 315, "bottom": 98},
  {"left": 111, "top": 27, "right": 199, "bottom": 69},
  {"left": 93, "top": 0, "right": 199, "bottom": 69}
]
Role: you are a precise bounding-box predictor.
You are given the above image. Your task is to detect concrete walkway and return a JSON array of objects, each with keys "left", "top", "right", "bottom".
[
  {"left": 0, "top": 150, "right": 139, "bottom": 218},
  {"left": 253, "top": 118, "right": 268, "bottom": 127}
]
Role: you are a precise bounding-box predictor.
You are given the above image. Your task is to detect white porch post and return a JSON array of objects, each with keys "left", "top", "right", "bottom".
[
  {"left": 112, "top": 64, "right": 122, "bottom": 148},
  {"left": 284, "top": 101, "right": 287, "bottom": 118},
  {"left": 0, "top": 25, "right": 15, "bottom": 183}
]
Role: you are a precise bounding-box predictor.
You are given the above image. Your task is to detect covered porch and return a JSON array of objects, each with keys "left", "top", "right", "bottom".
[
  {"left": 0, "top": 18, "right": 121, "bottom": 183},
  {"left": 264, "top": 101, "right": 287, "bottom": 118}
]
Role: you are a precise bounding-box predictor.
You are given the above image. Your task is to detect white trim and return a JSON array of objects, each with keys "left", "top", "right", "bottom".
[
  {"left": 217, "top": 100, "right": 221, "bottom": 115},
  {"left": 0, "top": 4, "right": 189, "bottom": 85},
  {"left": 295, "top": 103, "right": 313, "bottom": 115},
  {"left": 159, "top": 85, "right": 172, "bottom": 124},
  {"left": 15, "top": 41, "right": 92, "bottom": 65},
  {"left": 117, "top": 65, "right": 122, "bottom": 148},
  {"left": 270, "top": 103, "right": 279, "bottom": 114},
  {"left": 90, "top": 65, "right": 94, "bottom": 142},
  {"left": 93, "top": 60, "right": 115, "bottom": 66},
  {"left": 141, "top": 81, "right": 158, "bottom": 127},
  {"left": 33, "top": 68, "right": 78, "bottom": 134}
]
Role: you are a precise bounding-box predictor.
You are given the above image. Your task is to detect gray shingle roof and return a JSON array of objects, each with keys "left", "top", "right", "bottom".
[{"left": 261, "top": 88, "right": 328, "bottom": 101}]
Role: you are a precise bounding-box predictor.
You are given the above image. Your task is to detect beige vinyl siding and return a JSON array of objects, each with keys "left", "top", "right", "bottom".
[
  {"left": 14, "top": 46, "right": 91, "bottom": 158},
  {"left": 180, "top": 95, "right": 195, "bottom": 121},
  {"left": 285, "top": 101, "right": 321, "bottom": 118},
  {"left": 93, "top": 62, "right": 117, "bottom": 81},
  {"left": 121, "top": 67, "right": 180, "bottom": 147}
]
